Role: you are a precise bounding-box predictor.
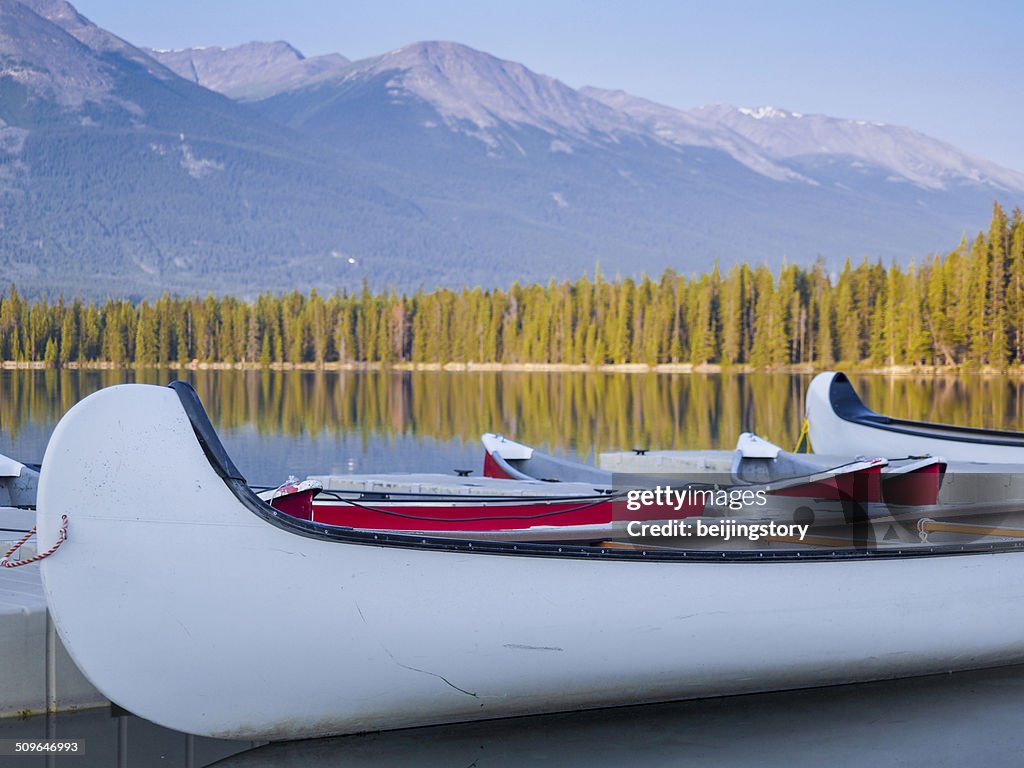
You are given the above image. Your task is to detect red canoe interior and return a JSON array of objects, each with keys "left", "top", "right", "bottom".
[{"left": 269, "top": 490, "right": 705, "bottom": 532}]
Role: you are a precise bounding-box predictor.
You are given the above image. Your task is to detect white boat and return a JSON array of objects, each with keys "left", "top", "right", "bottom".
[
  {"left": 0, "top": 452, "right": 38, "bottom": 510},
  {"left": 483, "top": 432, "right": 944, "bottom": 518},
  {"left": 35, "top": 382, "right": 1024, "bottom": 740},
  {"left": 1, "top": 453, "right": 38, "bottom": 558},
  {"left": 482, "top": 432, "right": 891, "bottom": 498},
  {"left": 596, "top": 436, "right": 943, "bottom": 501},
  {"left": 807, "top": 371, "right": 1024, "bottom": 463}
]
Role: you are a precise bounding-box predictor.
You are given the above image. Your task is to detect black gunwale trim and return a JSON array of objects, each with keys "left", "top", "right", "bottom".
[
  {"left": 170, "top": 381, "right": 246, "bottom": 482},
  {"left": 828, "top": 372, "right": 1024, "bottom": 447},
  {"left": 169, "top": 381, "right": 1024, "bottom": 563}
]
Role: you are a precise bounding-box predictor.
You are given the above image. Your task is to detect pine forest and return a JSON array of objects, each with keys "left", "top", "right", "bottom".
[{"left": 2, "top": 203, "right": 1023, "bottom": 371}]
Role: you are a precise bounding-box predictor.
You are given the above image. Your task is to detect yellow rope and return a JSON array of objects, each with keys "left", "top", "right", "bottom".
[{"left": 793, "top": 419, "right": 810, "bottom": 453}]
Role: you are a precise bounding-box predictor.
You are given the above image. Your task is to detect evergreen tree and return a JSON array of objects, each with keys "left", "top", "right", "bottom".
[{"left": 987, "top": 202, "right": 1009, "bottom": 368}]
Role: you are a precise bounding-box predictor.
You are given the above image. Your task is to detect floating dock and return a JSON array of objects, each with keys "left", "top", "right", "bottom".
[{"left": 1, "top": 508, "right": 107, "bottom": 718}]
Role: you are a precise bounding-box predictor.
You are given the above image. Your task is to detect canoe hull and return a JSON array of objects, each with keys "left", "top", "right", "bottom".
[{"left": 37, "top": 385, "right": 1024, "bottom": 740}]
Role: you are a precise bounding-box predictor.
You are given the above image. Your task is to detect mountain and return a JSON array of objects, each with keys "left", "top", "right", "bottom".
[
  {"left": 0, "top": 0, "right": 453, "bottom": 298},
  {"left": 160, "top": 39, "right": 1024, "bottom": 193},
  {"left": 576, "top": 87, "right": 806, "bottom": 182},
  {"left": 249, "top": 40, "right": 1024, "bottom": 278},
  {"left": 149, "top": 42, "right": 350, "bottom": 100},
  {"left": 17, "top": 0, "right": 174, "bottom": 77},
  {"left": 2, "top": 3, "right": 1023, "bottom": 299},
  {"left": 688, "top": 103, "right": 1024, "bottom": 193},
  {"left": 250, "top": 42, "right": 827, "bottom": 279},
  {"left": 0, "top": 0, "right": 119, "bottom": 110}
]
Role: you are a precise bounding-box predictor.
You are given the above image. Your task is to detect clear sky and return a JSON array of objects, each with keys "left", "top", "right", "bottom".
[{"left": 73, "top": 0, "right": 1023, "bottom": 171}]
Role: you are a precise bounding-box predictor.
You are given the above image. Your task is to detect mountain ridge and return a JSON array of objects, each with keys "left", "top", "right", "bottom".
[
  {"left": 150, "top": 41, "right": 350, "bottom": 100},
  {"left": 0, "top": 0, "right": 456, "bottom": 298},
  {"left": 156, "top": 38, "right": 1024, "bottom": 191},
  {"left": 1, "top": 2, "right": 1022, "bottom": 299},
  {"left": 688, "top": 102, "right": 1024, "bottom": 192}
]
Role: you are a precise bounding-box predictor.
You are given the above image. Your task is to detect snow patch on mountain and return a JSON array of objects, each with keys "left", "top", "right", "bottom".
[{"left": 738, "top": 106, "right": 800, "bottom": 119}]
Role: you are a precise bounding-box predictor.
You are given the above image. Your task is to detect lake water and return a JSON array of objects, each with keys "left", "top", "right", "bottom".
[
  {"left": 5, "top": 368, "right": 1024, "bottom": 483},
  {"left": 4, "top": 368, "right": 1024, "bottom": 766}
]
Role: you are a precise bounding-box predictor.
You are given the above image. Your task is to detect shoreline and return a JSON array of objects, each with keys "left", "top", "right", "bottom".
[{"left": 2, "top": 360, "right": 1022, "bottom": 375}]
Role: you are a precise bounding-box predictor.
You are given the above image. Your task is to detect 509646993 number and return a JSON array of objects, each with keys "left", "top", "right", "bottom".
[{"left": 0, "top": 739, "right": 84, "bottom": 755}]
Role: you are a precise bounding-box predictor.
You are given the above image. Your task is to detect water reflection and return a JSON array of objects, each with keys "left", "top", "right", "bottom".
[
  {"left": 6, "top": 665, "right": 1024, "bottom": 767},
  {"left": 212, "top": 666, "right": 1024, "bottom": 767},
  {"left": 4, "top": 370, "right": 1024, "bottom": 482}
]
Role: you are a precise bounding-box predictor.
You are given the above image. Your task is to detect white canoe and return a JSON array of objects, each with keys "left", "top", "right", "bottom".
[
  {"left": 483, "top": 432, "right": 948, "bottom": 524},
  {"left": 807, "top": 371, "right": 1024, "bottom": 463},
  {"left": 36, "top": 383, "right": 1024, "bottom": 740}
]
